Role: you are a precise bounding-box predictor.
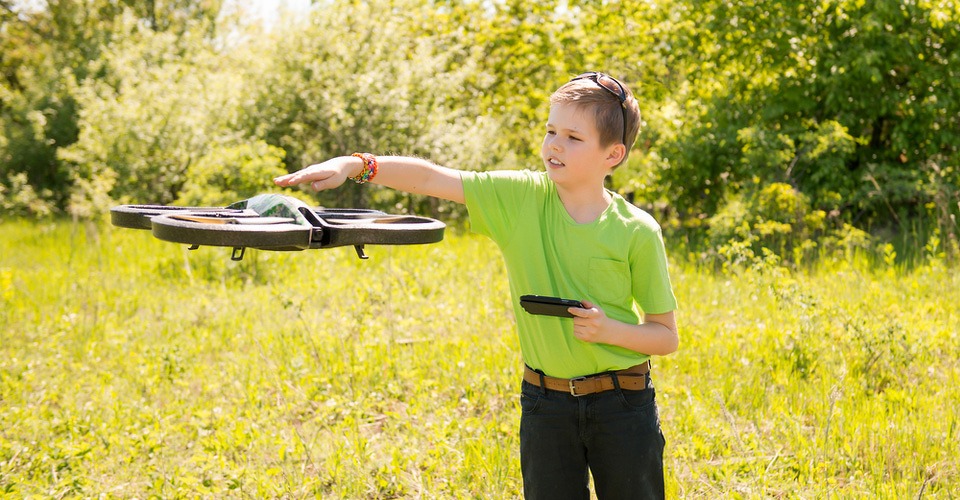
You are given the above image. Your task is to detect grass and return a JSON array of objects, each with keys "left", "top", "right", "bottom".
[{"left": 1, "top": 219, "right": 958, "bottom": 498}]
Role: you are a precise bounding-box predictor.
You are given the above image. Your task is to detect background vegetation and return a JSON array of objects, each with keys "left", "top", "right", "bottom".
[{"left": 2, "top": 0, "right": 958, "bottom": 263}]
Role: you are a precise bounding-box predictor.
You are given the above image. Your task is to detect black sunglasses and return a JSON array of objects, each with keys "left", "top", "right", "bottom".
[{"left": 569, "top": 72, "right": 629, "bottom": 146}]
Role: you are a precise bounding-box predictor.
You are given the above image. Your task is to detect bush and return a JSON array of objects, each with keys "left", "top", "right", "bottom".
[
  {"left": 175, "top": 142, "right": 288, "bottom": 207},
  {"left": 58, "top": 12, "right": 245, "bottom": 213},
  {"left": 707, "top": 181, "right": 881, "bottom": 268},
  {"left": 235, "top": 0, "right": 504, "bottom": 218},
  {"left": 707, "top": 182, "right": 839, "bottom": 266},
  {"left": 0, "top": 172, "right": 55, "bottom": 218}
]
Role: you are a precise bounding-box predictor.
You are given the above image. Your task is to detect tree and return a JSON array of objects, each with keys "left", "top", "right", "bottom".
[
  {"left": 59, "top": 12, "right": 247, "bottom": 215},
  {"left": 648, "top": 0, "right": 960, "bottom": 255},
  {"left": 0, "top": 0, "right": 226, "bottom": 216},
  {"left": 235, "top": 0, "right": 502, "bottom": 217}
]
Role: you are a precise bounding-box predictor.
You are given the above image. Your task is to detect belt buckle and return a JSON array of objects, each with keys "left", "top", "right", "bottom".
[{"left": 569, "top": 377, "right": 587, "bottom": 396}]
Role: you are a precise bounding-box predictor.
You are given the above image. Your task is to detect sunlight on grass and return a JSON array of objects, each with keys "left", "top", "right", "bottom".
[{"left": 1, "top": 220, "right": 957, "bottom": 497}]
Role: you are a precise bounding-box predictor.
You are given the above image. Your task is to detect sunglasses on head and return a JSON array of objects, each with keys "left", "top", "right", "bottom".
[{"left": 569, "top": 72, "right": 629, "bottom": 146}]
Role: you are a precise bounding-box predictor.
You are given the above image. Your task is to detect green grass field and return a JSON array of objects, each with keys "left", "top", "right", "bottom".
[{"left": 1, "top": 220, "right": 958, "bottom": 498}]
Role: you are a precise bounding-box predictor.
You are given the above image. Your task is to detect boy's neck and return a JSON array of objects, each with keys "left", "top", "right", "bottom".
[{"left": 555, "top": 183, "right": 612, "bottom": 224}]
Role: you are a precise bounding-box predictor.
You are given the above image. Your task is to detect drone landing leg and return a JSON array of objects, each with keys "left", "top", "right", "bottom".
[{"left": 354, "top": 245, "right": 369, "bottom": 260}]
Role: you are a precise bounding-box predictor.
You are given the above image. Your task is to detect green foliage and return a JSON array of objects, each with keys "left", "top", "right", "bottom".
[
  {"left": 175, "top": 141, "right": 288, "bottom": 207},
  {"left": 447, "top": 0, "right": 571, "bottom": 161},
  {"left": 707, "top": 182, "right": 838, "bottom": 266},
  {"left": 702, "top": 179, "right": 891, "bottom": 269},
  {"left": 58, "top": 11, "right": 246, "bottom": 214},
  {"left": 232, "top": 0, "right": 503, "bottom": 217},
  {"left": 647, "top": 0, "right": 960, "bottom": 260},
  {"left": 0, "top": 171, "right": 55, "bottom": 218},
  {"left": 451, "top": 0, "right": 673, "bottom": 167},
  {"left": 1, "top": 219, "right": 958, "bottom": 497},
  {"left": 0, "top": 34, "right": 78, "bottom": 212},
  {"left": 0, "top": 0, "right": 225, "bottom": 214},
  {"left": 920, "top": 157, "right": 960, "bottom": 259}
]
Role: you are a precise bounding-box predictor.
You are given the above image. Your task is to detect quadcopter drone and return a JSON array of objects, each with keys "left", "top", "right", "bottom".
[{"left": 110, "top": 193, "right": 445, "bottom": 260}]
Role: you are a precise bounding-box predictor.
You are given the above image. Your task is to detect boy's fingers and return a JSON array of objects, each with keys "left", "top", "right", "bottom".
[
  {"left": 274, "top": 167, "right": 324, "bottom": 187},
  {"left": 273, "top": 173, "right": 302, "bottom": 186},
  {"left": 568, "top": 301, "right": 592, "bottom": 317},
  {"left": 569, "top": 301, "right": 602, "bottom": 319}
]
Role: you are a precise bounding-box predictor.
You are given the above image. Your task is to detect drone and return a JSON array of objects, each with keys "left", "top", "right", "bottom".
[{"left": 110, "top": 193, "right": 445, "bottom": 261}]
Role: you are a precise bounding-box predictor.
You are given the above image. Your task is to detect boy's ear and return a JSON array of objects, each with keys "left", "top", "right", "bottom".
[{"left": 606, "top": 143, "right": 626, "bottom": 167}]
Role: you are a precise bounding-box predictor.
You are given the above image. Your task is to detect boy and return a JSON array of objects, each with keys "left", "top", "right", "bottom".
[{"left": 274, "top": 72, "right": 679, "bottom": 500}]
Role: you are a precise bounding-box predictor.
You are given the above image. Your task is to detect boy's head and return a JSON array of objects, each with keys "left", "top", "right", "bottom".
[{"left": 550, "top": 72, "right": 641, "bottom": 168}]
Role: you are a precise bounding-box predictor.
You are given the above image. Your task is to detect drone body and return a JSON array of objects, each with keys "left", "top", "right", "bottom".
[{"left": 111, "top": 194, "right": 445, "bottom": 260}]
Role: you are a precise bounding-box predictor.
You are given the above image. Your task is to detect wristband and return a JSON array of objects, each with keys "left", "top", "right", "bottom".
[{"left": 350, "top": 153, "right": 379, "bottom": 184}]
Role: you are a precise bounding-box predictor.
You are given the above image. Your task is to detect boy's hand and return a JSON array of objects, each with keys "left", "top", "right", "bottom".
[
  {"left": 273, "top": 156, "right": 361, "bottom": 191},
  {"left": 569, "top": 300, "right": 610, "bottom": 344},
  {"left": 570, "top": 302, "right": 680, "bottom": 355}
]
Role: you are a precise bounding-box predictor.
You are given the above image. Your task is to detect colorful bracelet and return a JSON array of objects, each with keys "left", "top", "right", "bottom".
[{"left": 350, "top": 152, "right": 379, "bottom": 184}]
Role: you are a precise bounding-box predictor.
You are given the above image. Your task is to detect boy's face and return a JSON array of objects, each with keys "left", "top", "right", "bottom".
[{"left": 541, "top": 103, "right": 623, "bottom": 189}]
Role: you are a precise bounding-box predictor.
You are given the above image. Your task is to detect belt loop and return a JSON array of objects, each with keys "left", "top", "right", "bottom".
[
  {"left": 537, "top": 370, "right": 547, "bottom": 395},
  {"left": 610, "top": 372, "right": 622, "bottom": 392}
]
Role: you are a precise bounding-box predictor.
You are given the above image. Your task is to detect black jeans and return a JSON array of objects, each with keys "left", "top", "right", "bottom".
[{"left": 519, "top": 378, "right": 666, "bottom": 500}]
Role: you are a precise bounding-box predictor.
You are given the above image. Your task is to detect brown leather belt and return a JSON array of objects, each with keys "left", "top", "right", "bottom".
[{"left": 523, "top": 361, "right": 651, "bottom": 396}]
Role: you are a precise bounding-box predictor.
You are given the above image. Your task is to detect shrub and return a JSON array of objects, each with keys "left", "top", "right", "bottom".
[
  {"left": 175, "top": 142, "right": 288, "bottom": 207},
  {"left": 58, "top": 12, "right": 244, "bottom": 212},
  {"left": 707, "top": 182, "right": 842, "bottom": 266},
  {"left": 0, "top": 172, "right": 55, "bottom": 218}
]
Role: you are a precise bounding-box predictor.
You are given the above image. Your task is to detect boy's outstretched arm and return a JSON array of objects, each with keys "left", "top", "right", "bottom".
[{"left": 273, "top": 155, "right": 465, "bottom": 204}]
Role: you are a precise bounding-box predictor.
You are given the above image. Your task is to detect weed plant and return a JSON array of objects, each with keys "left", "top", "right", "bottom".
[{"left": 1, "top": 220, "right": 957, "bottom": 498}]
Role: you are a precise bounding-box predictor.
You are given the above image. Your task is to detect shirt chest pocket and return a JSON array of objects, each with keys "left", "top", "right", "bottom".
[{"left": 588, "top": 258, "right": 630, "bottom": 303}]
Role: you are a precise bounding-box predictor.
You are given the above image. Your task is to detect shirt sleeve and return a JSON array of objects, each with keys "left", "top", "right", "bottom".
[
  {"left": 631, "top": 224, "right": 678, "bottom": 315},
  {"left": 461, "top": 170, "right": 538, "bottom": 245}
]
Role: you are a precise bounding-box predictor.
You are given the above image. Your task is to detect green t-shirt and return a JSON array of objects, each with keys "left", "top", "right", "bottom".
[{"left": 461, "top": 169, "right": 678, "bottom": 378}]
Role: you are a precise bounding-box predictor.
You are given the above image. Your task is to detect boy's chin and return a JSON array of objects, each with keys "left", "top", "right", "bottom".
[{"left": 545, "top": 168, "right": 572, "bottom": 186}]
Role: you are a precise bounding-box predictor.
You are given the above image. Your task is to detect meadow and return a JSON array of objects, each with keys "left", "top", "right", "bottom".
[{"left": 1, "top": 219, "right": 958, "bottom": 498}]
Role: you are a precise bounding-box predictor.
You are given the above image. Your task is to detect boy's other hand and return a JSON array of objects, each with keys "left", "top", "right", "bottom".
[
  {"left": 569, "top": 300, "right": 609, "bottom": 343},
  {"left": 571, "top": 301, "right": 679, "bottom": 355},
  {"left": 273, "top": 156, "right": 360, "bottom": 191}
]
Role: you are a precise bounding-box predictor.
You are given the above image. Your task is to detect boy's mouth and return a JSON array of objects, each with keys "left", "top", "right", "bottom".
[{"left": 547, "top": 157, "right": 565, "bottom": 168}]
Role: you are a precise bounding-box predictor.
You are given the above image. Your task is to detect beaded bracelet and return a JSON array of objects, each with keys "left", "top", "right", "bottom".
[{"left": 350, "top": 152, "right": 379, "bottom": 184}]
